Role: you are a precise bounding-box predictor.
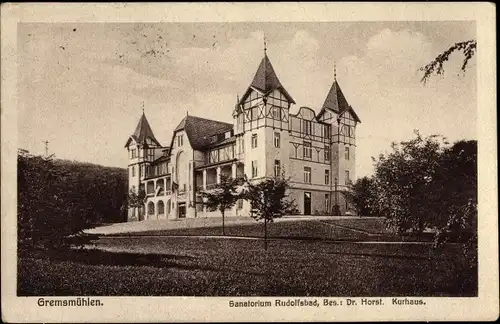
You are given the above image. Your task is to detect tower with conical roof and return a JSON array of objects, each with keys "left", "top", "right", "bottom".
[
  {"left": 317, "top": 65, "right": 361, "bottom": 214},
  {"left": 125, "top": 110, "right": 162, "bottom": 220},
  {"left": 235, "top": 48, "right": 296, "bottom": 180}
]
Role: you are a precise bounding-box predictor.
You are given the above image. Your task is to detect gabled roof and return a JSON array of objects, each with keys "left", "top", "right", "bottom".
[
  {"left": 318, "top": 79, "right": 361, "bottom": 123},
  {"left": 125, "top": 112, "right": 161, "bottom": 147},
  {"left": 240, "top": 54, "right": 295, "bottom": 104},
  {"left": 173, "top": 115, "right": 234, "bottom": 150}
]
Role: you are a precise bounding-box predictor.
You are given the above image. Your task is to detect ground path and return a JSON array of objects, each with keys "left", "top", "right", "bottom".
[{"left": 85, "top": 215, "right": 361, "bottom": 235}]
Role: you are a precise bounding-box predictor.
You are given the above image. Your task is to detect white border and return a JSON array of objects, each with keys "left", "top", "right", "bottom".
[{"left": 1, "top": 2, "right": 497, "bottom": 322}]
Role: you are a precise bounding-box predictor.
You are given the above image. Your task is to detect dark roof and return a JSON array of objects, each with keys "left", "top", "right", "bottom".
[
  {"left": 240, "top": 55, "right": 295, "bottom": 104},
  {"left": 152, "top": 154, "right": 170, "bottom": 165},
  {"left": 318, "top": 79, "right": 361, "bottom": 123},
  {"left": 322, "top": 80, "right": 349, "bottom": 113},
  {"left": 173, "top": 115, "right": 234, "bottom": 150},
  {"left": 209, "top": 136, "right": 236, "bottom": 148},
  {"left": 125, "top": 113, "right": 161, "bottom": 147}
]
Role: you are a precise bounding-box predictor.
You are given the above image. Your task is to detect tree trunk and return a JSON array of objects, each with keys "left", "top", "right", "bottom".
[
  {"left": 264, "top": 216, "right": 268, "bottom": 251},
  {"left": 222, "top": 210, "right": 225, "bottom": 236}
]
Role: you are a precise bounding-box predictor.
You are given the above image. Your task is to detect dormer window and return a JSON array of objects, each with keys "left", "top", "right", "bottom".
[
  {"left": 211, "top": 135, "right": 217, "bottom": 143},
  {"left": 225, "top": 131, "right": 231, "bottom": 139}
]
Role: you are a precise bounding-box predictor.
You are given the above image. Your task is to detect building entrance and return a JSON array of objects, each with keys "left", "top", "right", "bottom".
[{"left": 304, "top": 192, "right": 311, "bottom": 215}]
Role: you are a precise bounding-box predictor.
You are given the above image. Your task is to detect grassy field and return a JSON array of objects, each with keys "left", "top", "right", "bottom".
[
  {"left": 18, "top": 233, "right": 477, "bottom": 296},
  {"left": 109, "top": 219, "right": 433, "bottom": 242}
]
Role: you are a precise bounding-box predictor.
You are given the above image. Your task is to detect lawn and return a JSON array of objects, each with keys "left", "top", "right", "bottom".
[
  {"left": 106, "top": 219, "right": 427, "bottom": 242},
  {"left": 18, "top": 235, "right": 477, "bottom": 297},
  {"left": 113, "top": 220, "right": 377, "bottom": 241},
  {"left": 319, "top": 217, "right": 390, "bottom": 234}
]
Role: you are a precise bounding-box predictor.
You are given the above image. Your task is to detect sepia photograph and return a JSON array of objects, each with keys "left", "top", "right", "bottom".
[{"left": 2, "top": 2, "right": 497, "bottom": 323}]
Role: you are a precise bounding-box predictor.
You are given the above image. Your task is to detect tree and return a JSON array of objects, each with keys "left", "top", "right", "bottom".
[
  {"left": 371, "top": 131, "right": 448, "bottom": 235},
  {"left": 127, "top": 187, "right": 147, "bottom": 220},
  {"left": 370, "top": 131, "right": 477, "bottom": 248},
  {"left": 244, "top": 172, "right": 297, "bottom": 250},
  {"left": 430, "top": 140, "right": 477, "bottom": 248},
  {"left": 344, "top": 176, "right": 378, "bottom": 216},
  {"left": 420, "top": 39, "right": 476, "bottom": 84},
  {"left": 200, "top": 175, "right": 242, "bottom": 235}
]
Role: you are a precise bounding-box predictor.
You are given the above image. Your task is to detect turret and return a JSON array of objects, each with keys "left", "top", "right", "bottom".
[
  {"left": 317, "top": 65, "right": 361, "bottom": 214},
  {"left": 238, "top": 51, "right": 295, "bottom": 179},
  {"left": 124, "top": 111, "right": 162, "bottom": 193}
]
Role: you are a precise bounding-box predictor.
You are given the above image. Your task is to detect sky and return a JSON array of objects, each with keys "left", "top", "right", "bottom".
[{"left": 18, "top": 21, "right": 476, "bottom": 177}]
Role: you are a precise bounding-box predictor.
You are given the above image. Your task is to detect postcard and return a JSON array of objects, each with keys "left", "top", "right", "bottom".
[{"left": 1, "top": 2, "right": 497, "bottom": 322}]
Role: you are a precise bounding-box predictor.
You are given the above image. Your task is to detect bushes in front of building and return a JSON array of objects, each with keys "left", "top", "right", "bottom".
[{"left": 17, "top": 150, "right": 128, "bottom": 252}]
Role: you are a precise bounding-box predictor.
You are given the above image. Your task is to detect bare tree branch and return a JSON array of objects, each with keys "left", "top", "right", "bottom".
[{"left": 420, "top": 39, "right": 476, "bottom": 84}]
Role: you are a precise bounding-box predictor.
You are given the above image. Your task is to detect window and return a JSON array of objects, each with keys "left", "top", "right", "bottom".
[
  {"left": 325, "top": 145, "right": 331, "bottom": 162},
  {"left": 251, "top": 107, "right": 258, "bottom": 121},
  {"left": 324, "top": 125, "right": 331, "bottom": 139},
  {"left": 241, "top": 138, "right": 245, "bottom": 153},
  {"left": 274, "top": 159, "right": 281, "bottom": 177},
  {"left": 251, "top": 134, "right": 258, "bottom": 148},
  {"left": 272, "top": 107, "right": 281, "bottom": 120},
  {"left": 304, "top": 167, "right": 311, "bottom": 183},
  {"left": 131, "top": 149, "right": 137, "bottom": 158},
  {"left": 325, "top": 170, "right": 330, "bottom": 185},
  {"left": 132, "top": 166, "right": 135, "bottom": 177},
  {"left": 303, "top": 141, "right": 312, "bottom": 159},
  {"left": 209, "top": 150, "right": 219, "bottom": 164},
  {"left": 211, "top": 135, "right": 217, "bottom": 143},
  {"left": 237, "top": 199, "right": 243, "bottom": 209},
  {"left": 325, "top": 194, "right": 330, "bottom": 211},
  {"left": 252, "top": 161, "right": 258, "bottom": 178},
  {"left": 148, "top": 148, "right": 154, "bottom": 161},
  {"left": 345, "top": 170, "right": 350, "bottom": 185},
  {"left": 343, "top": 125, "right": 351, "bottom": 137},
  {"left": 345, "top": 146, "right": 350, "bottom": 160},
  {"left": 274, "top": 132, "right": 280, "bottom": 148},
  {"left": 225, "top": 131, "right": 231, "bottom": 139},
  {"left": 303, "top": 120, "right": 312, "bottom": 135}
]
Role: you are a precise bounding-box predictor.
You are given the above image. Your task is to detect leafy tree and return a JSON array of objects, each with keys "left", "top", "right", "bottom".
[
  {"left": 244, "top": 172, "right": 297, "bottom": 250},
  {"left": 370, "top": 131, "right": 477, "bottom": 249},
  {"left": 371, "top": 131, "right": 448, "bottom": 235},
  {"left": 420, "top": 39, "right": 476, "bottom": 84},
  {"left": 127, "top": 187, "right": 147, "bottom": 220},
  {"left": 344, "top": 176, "right": 378, "bottom": 216},
  {"left": 430, "top": 140, "right": 477, "bottom": 251},
  {"left": 200, "top": 175, "right": 242, "bottom": 235}
]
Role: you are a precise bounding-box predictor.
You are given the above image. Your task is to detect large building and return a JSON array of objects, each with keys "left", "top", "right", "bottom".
[{"left": 125, "top": 52, "right": 360, "bottom": 221}]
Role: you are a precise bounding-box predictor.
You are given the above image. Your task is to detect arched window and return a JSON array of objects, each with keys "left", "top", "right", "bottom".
[
  {"left": 147, "top": 201, "right": 155, "bottom": 215},
  {"left": 158, "top": 201, "right": 165, "bottom": 214}
]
